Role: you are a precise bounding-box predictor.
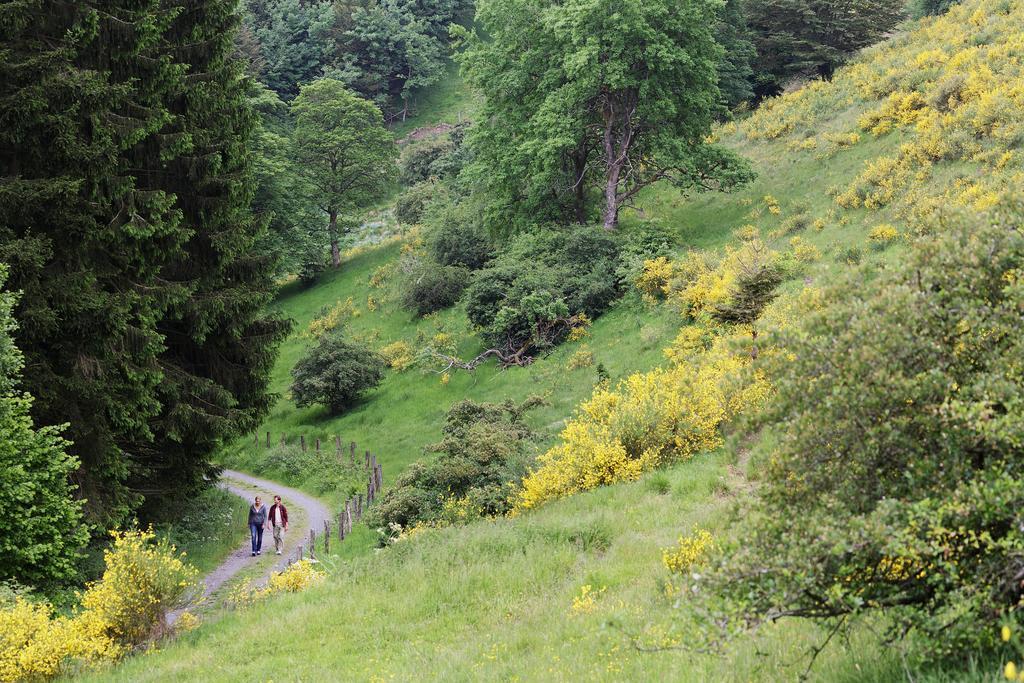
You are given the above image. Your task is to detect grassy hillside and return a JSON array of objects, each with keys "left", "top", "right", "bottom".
[
  {"left": 88, "top": 452, "right": 937, "bottom": 683},
  {"left": 121, "top": 0, "right": 1024, "bottom": 679}
]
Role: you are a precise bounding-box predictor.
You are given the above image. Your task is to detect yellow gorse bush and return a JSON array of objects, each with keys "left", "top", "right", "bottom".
[
  {"left": 0, "top": 529, "right": 197, "bottom": 682},
  {"left": 513, "top": 333, "right": 769, "bottom": 512},
  {"left": 379, "top": 340, "right": 416, "bottom": 371},
  {"left": 228, "top": 560, "right": 324, "bottom": 610},
  {"left": 868, "top": 223, "right": 900, "bottom": 247},
  {"left": 304, "top": 298, "right": 360, "bottom": 339},
  {"left": 570, "top": 584, "right": 606, "bottom": 615},
  {"left": 662, "top": 529, "right": 715, "bottom": 574}
]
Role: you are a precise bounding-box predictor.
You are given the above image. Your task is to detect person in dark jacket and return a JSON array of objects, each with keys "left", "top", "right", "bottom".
[
  {"left": 248, "top": 496, "right": 268, "bottom": 556},
  {"left": 268, "top": 495, "right": 289, "bottom": 555}
]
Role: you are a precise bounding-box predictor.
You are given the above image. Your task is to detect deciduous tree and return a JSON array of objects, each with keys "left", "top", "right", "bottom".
[
  {"left": 0, "top": 267, "right": 87, "bottom": 587},
  {"left": 290, "top": 79, "right": 396, "bottom": 268},
  {"left": 460, "top": 0, "right": 753, "bottom": 231}
]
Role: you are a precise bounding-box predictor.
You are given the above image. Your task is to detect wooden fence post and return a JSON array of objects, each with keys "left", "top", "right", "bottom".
[
  {"left": 335, "top": 435, "right": 342, "bottom": 454},
  {"left": 280, "top": 434, "right": 285, "bottom": 447},
  {"left": 309, "top": 529, "right": 316, "bottom": 559},
  {"left": 255, "top": 433, "right": 259, "bottom": 446},
  {"left": 266, "top": 431, "right": 271, "bottom": 447},
  {"left": 300, "top": 435, "right": 306, "bottom": 452},
  {"left": 315, "top": 438, "right": 320, "bottom": 452},
  {"left": 365, "top": 450, "right": 370, "bottom": 470},
  {"left": 345, "top": 501, "right": 353, "bottom": 534},
  {"left": 350, "top": 442, "right": 356, "bottom": 466},
  {"left": 323, "top": 520, "right": 330, "bottom": 554},
  {"left": 357, "top": 494, "right": 363, "bottom": 519},
  {"left": 338, "top": 512, "right": 345, "bottom": 540},
  {"left": 298, "top": 544, "right": 303, "bottom": 561},
  {"left": 376, "top": 463, "right": 383, "bottom": 491}
]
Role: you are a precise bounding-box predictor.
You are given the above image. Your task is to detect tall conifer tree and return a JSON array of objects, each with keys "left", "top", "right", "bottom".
[
  {"left": 130, "top": 0, "right": 290, "bottom": 512},
  {"left": 0, "top": 1, "right": 184, "bottom": 526}
]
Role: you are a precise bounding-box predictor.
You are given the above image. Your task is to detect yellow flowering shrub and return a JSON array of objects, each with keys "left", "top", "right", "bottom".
[
  {"left": 513, "top": 335, "right": 769, "bottom": 512},
  {"left": 379, "top": 340, "right": 416, "bottom": 371},
  {"left": 789, "top": 237, "right": 821, "bottom": 263},
  {"left": 228, "top": 560, "right": 324, "bottom": 610},
  {"left": 868, "top": 224, "right": 900, "bottom": 248},
  {"left": 635, "top": 256, "right": 674, "bottom": 300},
  {"left": 570, "top": 584, "right": 607, "bottom": 616},
  {"left": 368, "top": 263, "right": 394, "bottom": 289},
  {"left": 566, "top": 346, "right": 594, "bottom": 370},
  {"left": 80, "top": 529, "right": 199, "bottom": 648},
  {"left": 662, "top": 529, "right": 715, "bottom": 574},
  {"left": 0, "top": 529, "right": 197, "bottom": 682},
  {"left": 567, "top": 313, "right": 591, "bottom": 341},
  {"left": 664, "top": 250, "right": 735, "bottom": 319},
  {"left": 859, "top": 91, "right": 928, "bottom": 135},
  {"left": 304, "top": 298, "right": 359, "bottom": 339}
]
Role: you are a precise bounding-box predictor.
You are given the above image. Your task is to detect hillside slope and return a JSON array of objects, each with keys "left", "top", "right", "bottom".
[{"left": 119, "top": 1, "right": 1024, "bottom": 679}]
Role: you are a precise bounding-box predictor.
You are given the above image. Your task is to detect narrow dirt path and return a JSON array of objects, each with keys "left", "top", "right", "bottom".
[{"left": 168, "top": 471, "right": 332, "bottom": 624}]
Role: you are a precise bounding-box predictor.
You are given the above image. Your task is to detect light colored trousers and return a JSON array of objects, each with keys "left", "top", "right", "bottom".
[{"left": 272, "top": 524, "right": 284, "bottom": 552}]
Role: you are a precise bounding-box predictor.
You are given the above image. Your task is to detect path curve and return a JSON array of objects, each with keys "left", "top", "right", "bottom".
[{"left": 168, "top": 470, "right": 333, "bottom": 624}]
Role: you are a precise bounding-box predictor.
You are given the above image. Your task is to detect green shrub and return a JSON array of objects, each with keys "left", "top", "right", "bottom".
[
  {"left": 395, "top": 180, "right": 444, "bottom": 226},
  {"left": 400, "top": 262, "right": 470, "bottom": 316},
  {"left": 425, "top": 212, "right": 493, "bottom": 271},
  {"left": 910, "top": 0, "right": 959, "bottom": 17},
  {"left": 290, "top": 332, "right": 385, "bottom": 414},
  {"left": 398, "top": 137, "right": 453, "bottom": 186},
  {"left": 0, "top": 266, "right": 87, "bottom": 588},
  {"left": 465, "top": 227, "right": 620, "bottom": 356},
  {"left": 367, "top": 398, "right": 543, "bottom": 531},
  {"left": 703, "top": 202, "right": 1024, "bottom": 661}
]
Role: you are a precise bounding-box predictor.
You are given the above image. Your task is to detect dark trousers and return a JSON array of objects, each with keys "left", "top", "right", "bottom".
[{"left": 249, "top": 523, "right": 264, "bottom": 553}]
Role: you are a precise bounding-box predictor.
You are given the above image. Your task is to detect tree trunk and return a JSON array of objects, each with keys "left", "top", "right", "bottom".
[
  {"left": 602, "top": 163, "right": 621, "bottom": 231},
  {"left": 572, "top": 147, "right": 588, "bottom": 224},
  {"left": 601, "top": 95, "right": 634, "bottom": 232},
  {"left": 329, "top": 210, "right": 341, "bottom": 268}
]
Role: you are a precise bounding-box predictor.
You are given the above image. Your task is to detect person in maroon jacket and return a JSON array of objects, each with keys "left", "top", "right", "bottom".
[{"left": 268, "top": 495, "right": 289, "bottom": 555}]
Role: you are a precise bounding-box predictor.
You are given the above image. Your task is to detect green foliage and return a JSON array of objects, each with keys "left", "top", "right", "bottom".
[
  {"left": 291, "top": 332, "right": 386, "bottom": 414},
  {"left": 715, "top": 0, "right": 757, "bottom": 114},
  {"left": 425, "top": 201, "right": 494, "bottom": 270},
  {"left": 711, "top": 247, "right": 783, "bottom": 325},
  {"left": 395, "top": 180, "right": 443, "bottom": 226},
  {"left": 0, "top": 0, "right": 289, "bottom": 528},
  {"left": 248, "top": 0, "right": 335, "bottom": 98},
  {"left": 910, "top": 0, "right": 961, "bottom": 16},
  {"left": 250, "top": 85, "right": 317, "bottom": 277},
  {"left": 745, "top": 0, "right": 906, "bottom": 96},
  {"left": 335, "top": 1, "right": 446, "bottom": 119},
  {"left": 704, "top": 203, "right": 1024, "bottom": 659},
  {"left": 0, "top": 268, "right": 87, "bottom": 588},
  {"left": 400, "top": 262, "right": 470, "bottom": 316},
  {"left": 459, "top": 0, "right": 753, "bottom": 230},
  {"left": 290, "top": 79, "right": 397, "bottom": 267},
  {"left": 367, "top": 397, "right": 542, "bottom": 530},
  {"left": 398, "top": 136, "right": 454, "bottom": 185},
  {"left": 138, "top": 0, "right": 291, "bottom": 517},
  {"left": 465, "top": 227, "right": 620, "bottom": 356}
]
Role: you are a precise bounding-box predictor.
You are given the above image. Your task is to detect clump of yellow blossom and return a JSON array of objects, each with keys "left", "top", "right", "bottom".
[
  {"left": 378, "top": 340, "right": 416, "bottom": 371},
  {"left": 662, "top": 529, "right": 715, "bottom": 575},
  {"left": 0, "top": 529, "right": 198, "bottom": 681},
  {"left": 868, "top": 224, "right": 900, "bottom": 248},
  {"left": 570, "top": 585, "right": 607, "bottom": 615}
]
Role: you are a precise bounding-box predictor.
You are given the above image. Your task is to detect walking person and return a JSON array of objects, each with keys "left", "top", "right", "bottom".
[
  {"left": 268, "top": 495, "right": 289, "bottom": 555},
  {"left": 248, "top": 496, "right": 268, "bottom": 556}
]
